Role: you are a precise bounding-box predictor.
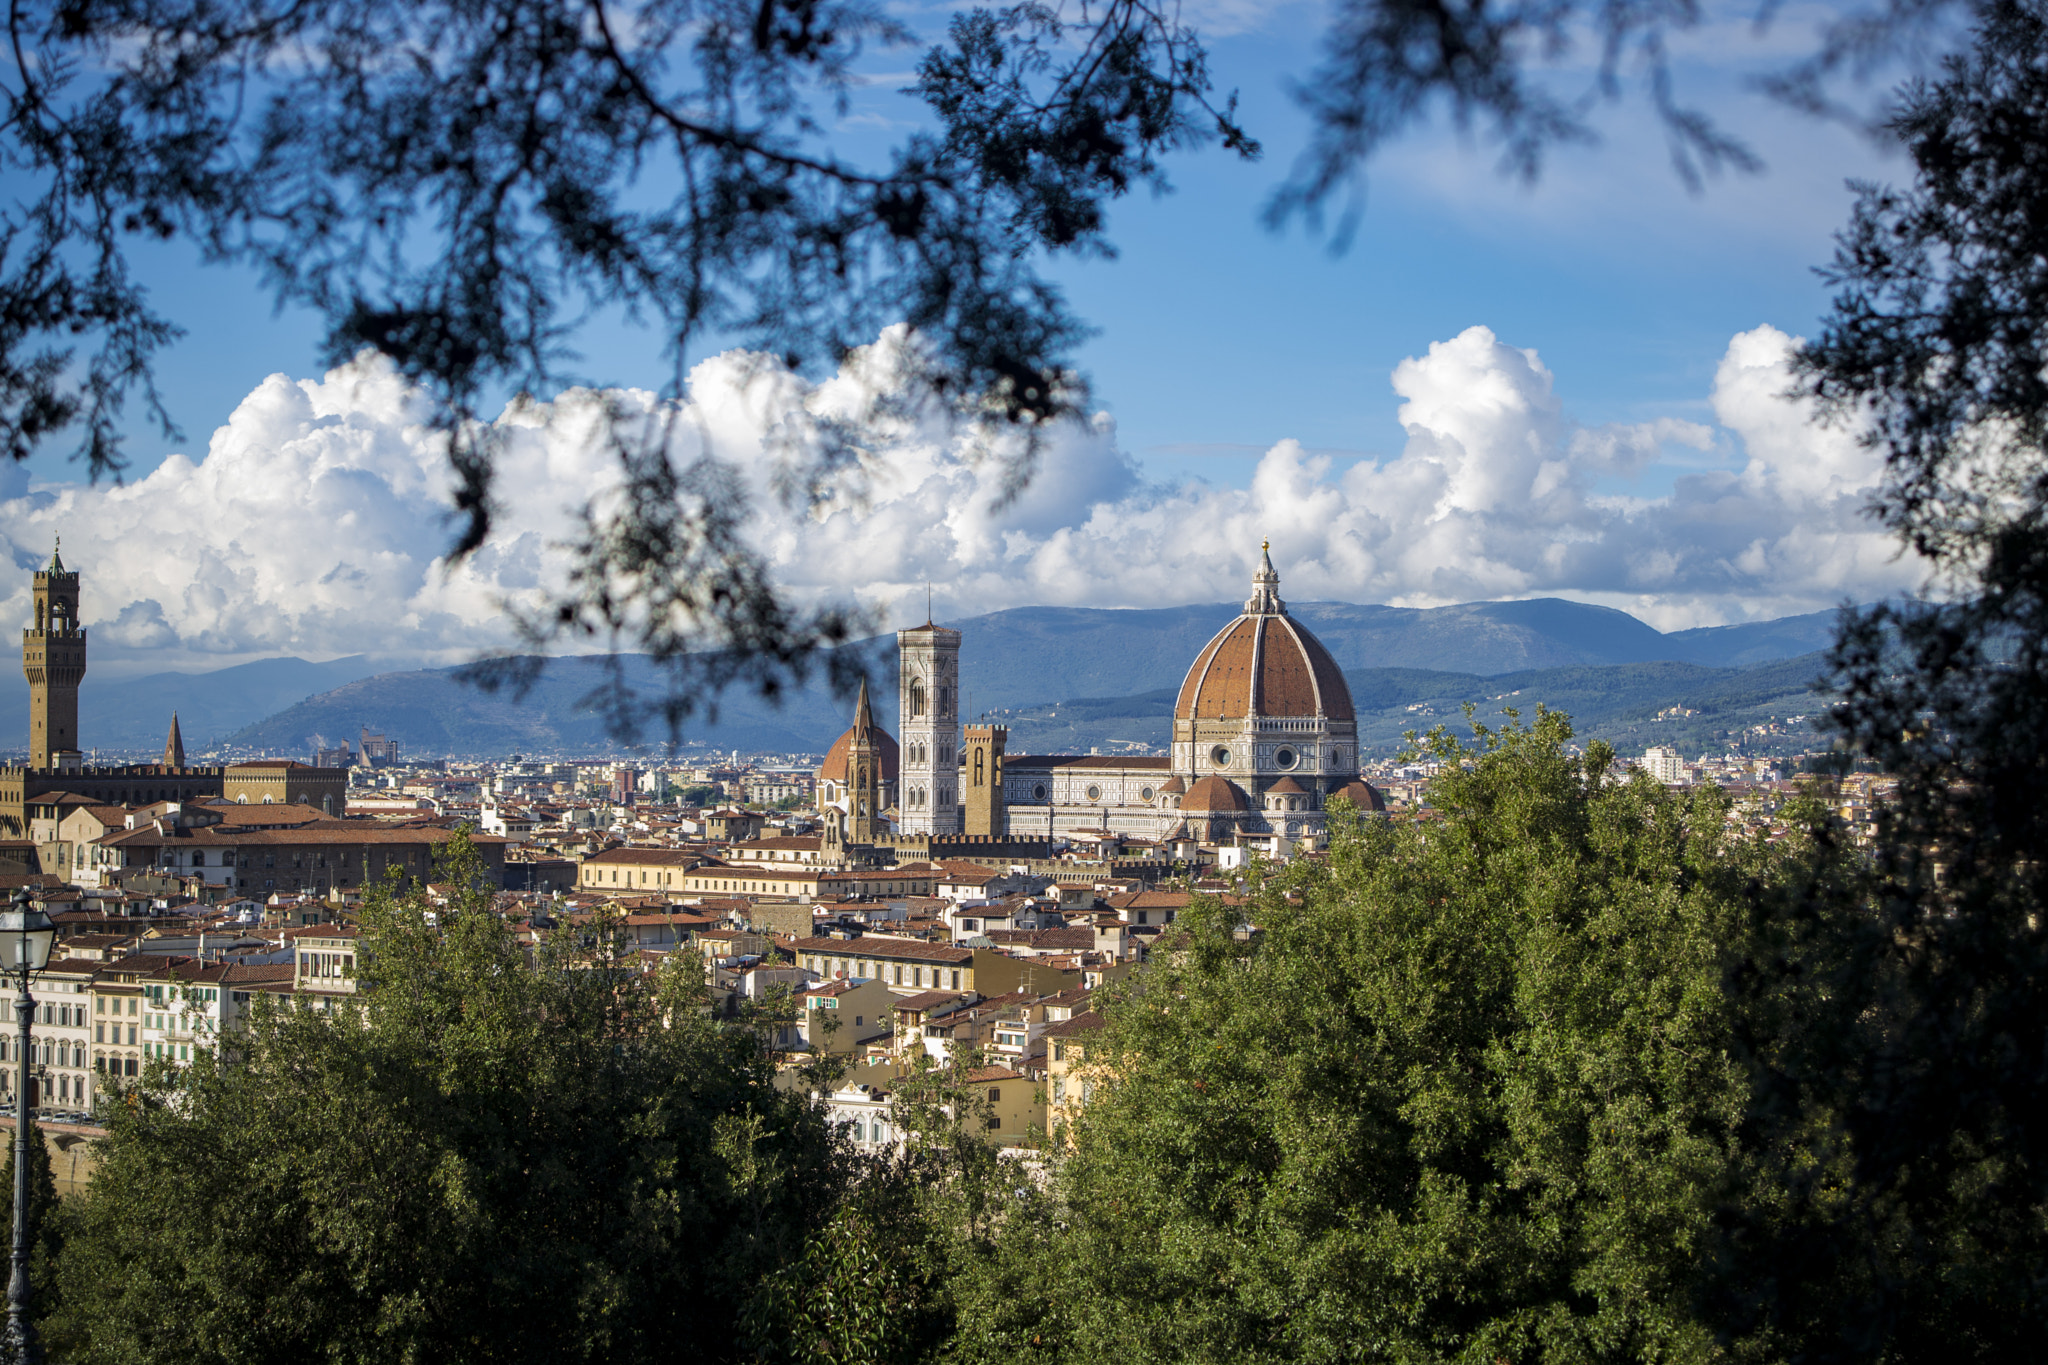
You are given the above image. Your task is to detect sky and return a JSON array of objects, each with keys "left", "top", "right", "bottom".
[{"left": 0, "top": 0, "right": 1942, "bottom": 678}]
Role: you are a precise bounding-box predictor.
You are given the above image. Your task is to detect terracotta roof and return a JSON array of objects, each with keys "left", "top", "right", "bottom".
[
  {"left": 1110, "top": 890, "right": 1193, "bottom": 908},
  {"left": 103, "top": 824, "right": 507, "bottom": 848},
  {"left": 1181, "top": 775, "right": 1250, "bottom": 813},
  {"left": 790, "top": 935, "right": 971, "bottom": 963},
  {"left": 581, "top": 846, "right": 702, "bottom": 867},
  {"left": 987, "top": 927, "right": 1093, "bottom": 949},
  {"left": 1042, "top": 1011, "right": 1104, "bottom": 1039},
  {"left": 1266, "top": 776, "right": 1308, "bottom": 795},
  {"left": 1159, "top": 776, "right": 1187, "bottom": 794},
  {"left": 209, "top": 805, "right": 327, "bottom": 827},
  {"left": 891, "top": 990, "right": 969, "bottom": 1013}
]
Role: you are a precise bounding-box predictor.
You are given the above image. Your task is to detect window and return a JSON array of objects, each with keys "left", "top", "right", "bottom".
[
  {"left": 1053, "top": 1078, "right": 1066, "bottom": 1100},
  {"left": 987, "top": 1088, "right": 1000, "bottom": 1103},
  {"left": 1085, "top": 784, "right": 1102, "bottom": 801}
]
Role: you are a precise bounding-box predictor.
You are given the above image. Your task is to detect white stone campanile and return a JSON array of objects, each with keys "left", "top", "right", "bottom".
[{"left": 897, "top": 619, "right": 962, "bottom": 835}]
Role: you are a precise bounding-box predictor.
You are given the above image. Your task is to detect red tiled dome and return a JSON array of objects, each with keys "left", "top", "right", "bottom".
[
  {"left": 1330, "top": 779, "right": 1386, "bottom": 812},
  {"left": 816, "top": 678, "right": 899, "bottom": 784},
  {"left": 1174, "top": 550, "right": 1354, "bottom": 723},
  {"left": 818, "top": 726, "right": 899, "bottom": 785},
  {"left": 1182, "top": 775, "right": 1250, "bottom": 812}
]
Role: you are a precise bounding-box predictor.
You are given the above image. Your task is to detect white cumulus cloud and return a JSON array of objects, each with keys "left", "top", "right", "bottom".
[{"left": 0, "top": 321, "right": 1923, "bottom": 672}]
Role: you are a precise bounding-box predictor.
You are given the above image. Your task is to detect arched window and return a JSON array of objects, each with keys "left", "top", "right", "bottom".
[
  {"left": 973, "top": 750, "right": 985, "bottom": 787},
  {"left": 908, "top": 680, "right": 925, "bottom": 717}
]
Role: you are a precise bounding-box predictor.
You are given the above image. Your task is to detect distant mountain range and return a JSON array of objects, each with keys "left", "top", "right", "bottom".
[
  {"left": 0, "top": 597, "right": 1857, "bottom": 759},
  {"left": 996, "top": 654, "right": 1836, "bottom": 760},
  {"left": 0, "top": 655, "right": 384, "bottom": 753}
]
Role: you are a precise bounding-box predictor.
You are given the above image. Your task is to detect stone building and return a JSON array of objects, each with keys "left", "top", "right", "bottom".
[
  {"left": 813, "top": 545, "right": 1384, "bottom": 857},
  {"left": 0, "top": 547, "right": 350, "bottom": 837}
]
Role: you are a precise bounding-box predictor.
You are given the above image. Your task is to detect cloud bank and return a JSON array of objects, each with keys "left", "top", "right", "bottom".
[{"left": 0, "top": 322, "right": 1921, "bottom": 672}]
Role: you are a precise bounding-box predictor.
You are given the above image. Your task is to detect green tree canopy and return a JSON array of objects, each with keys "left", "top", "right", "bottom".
[
  {"left": 49, "top": 833, "right": 846, "bottom": 1364},
  {"left": 948, "top": 713, "right": 1902, "bottom": 1363},
  {"left": 1795, "top": 5, "right": 2048, "bottom": 1349}
]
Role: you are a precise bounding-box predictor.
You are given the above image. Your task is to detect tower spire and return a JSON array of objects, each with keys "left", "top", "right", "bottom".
[
  {"left": 850, "top": 676, "right": 874, "bottom": 738},
  {"left": 164, "top": 711, "right": 186, "bottom": 768},
  {"left": 846, "top": 676, "right": 880, "bottom": 843},
  {"left": 1245, "top": 540, "right": 1286, "bottom": 616}
]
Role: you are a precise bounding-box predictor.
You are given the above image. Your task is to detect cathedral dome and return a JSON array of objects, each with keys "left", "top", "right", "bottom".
[{"left": 1174, "top": 547, "right": 1354, "bottom": 723}]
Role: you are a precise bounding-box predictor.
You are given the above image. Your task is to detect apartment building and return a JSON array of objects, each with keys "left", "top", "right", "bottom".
[
  {"left": 0, "top": 955, "right": 99, "bottom": 1112},
  {"left": 1044, "top": 1011, "right": 1105, "bottom": 1141},
  {"left": 99, "top": 819, "right": 508, "bottom": 897}
]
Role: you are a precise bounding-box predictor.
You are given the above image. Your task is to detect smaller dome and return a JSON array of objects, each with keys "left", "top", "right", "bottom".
[
  {"left": 1182, "top": 775, "right": 1250, "bottom": 813},
  {"left": 817, "top": 678, "right": 899, "bottom": 785},
  {"left": 1159, "top": 776, "right": 1187, "bottom": 795},
  {"left": 1266, "top": 776, "right": 1307, "bottom": 796},
  {"left": 1330, "top": 779, "right": 1386, "bottom": 813},
  {"left": 820, "top": 729, "right": 899, "bottom": 785}
]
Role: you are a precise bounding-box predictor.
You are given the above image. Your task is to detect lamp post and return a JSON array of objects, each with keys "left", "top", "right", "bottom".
[{"left": 1, "top": 888, "right": 55, "bottom": 1365}]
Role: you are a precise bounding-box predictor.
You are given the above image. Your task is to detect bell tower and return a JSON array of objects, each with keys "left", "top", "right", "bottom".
[
  {"left": 898, "top": 619, "right": 962, "bottom": 835},
  {"left": 23, "top": 540, "right": 86, "bottom": 769}
]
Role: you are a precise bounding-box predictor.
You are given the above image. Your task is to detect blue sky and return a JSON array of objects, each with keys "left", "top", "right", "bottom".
[
  {"left": 24, "top": 0, "right": 1902, "bottom": 492},
  {"left": 0, "top": 0, "right": 1940, "bottom": 673}
]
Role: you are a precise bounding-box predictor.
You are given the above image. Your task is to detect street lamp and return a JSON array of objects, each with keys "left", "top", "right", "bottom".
[{"left": 0, "top": 888, "right": 54, "bottom": 1365}]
